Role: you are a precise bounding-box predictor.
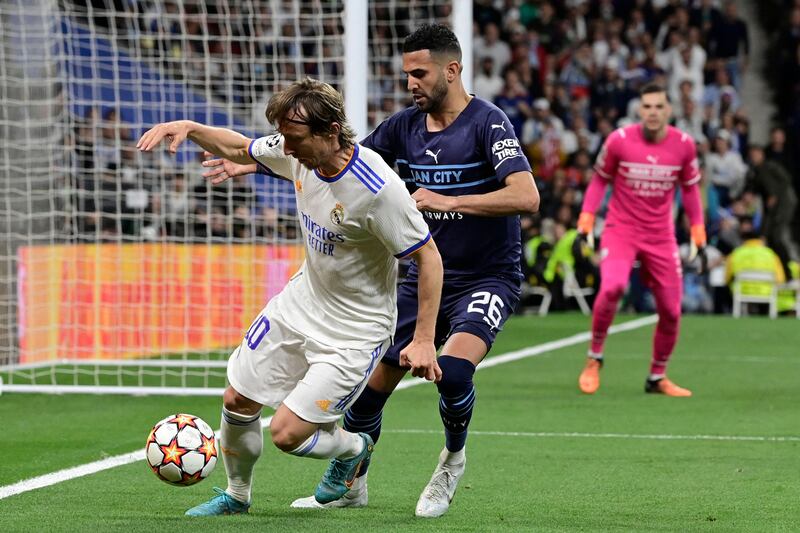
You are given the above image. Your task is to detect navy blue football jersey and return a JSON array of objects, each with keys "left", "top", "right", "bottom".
[{"left": 362, "top": 97, "right": 532, "bottom": 281}]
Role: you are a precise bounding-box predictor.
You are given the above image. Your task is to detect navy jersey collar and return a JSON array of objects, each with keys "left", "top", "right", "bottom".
[{"left": 420, "top": 96, "right": 479, "bottom": 137}]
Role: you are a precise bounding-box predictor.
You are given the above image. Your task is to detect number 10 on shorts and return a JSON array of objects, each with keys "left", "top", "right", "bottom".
[
  {"left": 467, "top": 291, "right": 505, "bottom": 329},
  {"left": 245, "top": 315, "right": 270, "bottom": 350}
]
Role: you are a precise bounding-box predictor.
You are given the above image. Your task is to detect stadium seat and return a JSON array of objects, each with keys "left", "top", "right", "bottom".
[
  {"left": 781, "top": 279, "right": 800, "bottom": 319},
  {"left": 520, "top": 282, "right": 552, "bottom": 316},
  {"left": 731, "top": 270, "right": 779, "bottom": 319},
  {"left": 561, "top": 264, "right": 594, "bottom": 315}
]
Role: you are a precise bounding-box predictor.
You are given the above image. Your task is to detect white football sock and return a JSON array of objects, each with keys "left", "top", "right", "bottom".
[
  {"left": 221, "top": 407, "right": 263, "bottom": 504},
  {"left": 289, "top": 425, "right": 363, "bottom": 460}
]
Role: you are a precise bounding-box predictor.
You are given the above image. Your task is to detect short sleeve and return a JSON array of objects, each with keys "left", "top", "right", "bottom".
[
  {"left": 361, "top": 117, "right": 399, "bottom": 168},
  {"left": 483, "top": 108, "right": 531, "bottom": 181},
  {"left": 366, "top": 177, "right": 431, "bottom": 258},
  {"left": 248, "top": 134, "right": 293, "bottom": 180}
]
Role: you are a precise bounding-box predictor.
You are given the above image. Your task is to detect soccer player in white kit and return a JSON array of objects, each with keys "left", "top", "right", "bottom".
[{"left": 137, "top": 78, "right": 444, "bottom": 516}]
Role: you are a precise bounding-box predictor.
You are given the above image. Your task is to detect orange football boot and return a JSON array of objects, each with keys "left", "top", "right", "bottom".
[
  {"left": 645, "top": 377, "right": 692, "bottom": 397},
  {"left": 578, "top": 357, "right": 603, "bottom": 394}
]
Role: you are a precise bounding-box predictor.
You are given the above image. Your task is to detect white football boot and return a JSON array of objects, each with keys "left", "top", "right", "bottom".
[
  {"left": 414, "top": 448, "right": 466, "bottom": 518},
  {"left": 290, "top": 473, "right": 368, "bottom": 509}
]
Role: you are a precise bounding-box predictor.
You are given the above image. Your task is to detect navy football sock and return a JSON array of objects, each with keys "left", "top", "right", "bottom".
[
  {"left": 436, "top": 355, "right": 476, "bottom": 454},
  {"left": 342, "top": 384, "right": 391, "bottom": 477}
]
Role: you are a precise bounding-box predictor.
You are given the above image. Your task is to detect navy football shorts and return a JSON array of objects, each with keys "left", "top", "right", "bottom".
[{"left": 382, "top": 276, "right": 521, "bottom": 367}]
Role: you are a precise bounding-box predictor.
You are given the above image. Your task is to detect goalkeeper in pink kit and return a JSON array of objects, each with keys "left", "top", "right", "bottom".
[{"left": 577, "top": 83, "right": 706, "bottom": 397}]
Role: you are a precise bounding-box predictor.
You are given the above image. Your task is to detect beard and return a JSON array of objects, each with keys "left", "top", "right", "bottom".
[
  {"left": 642, "top": 123, "right": 664, "bottom": 142},
  {"left": 414, "top": 76, "right": 448, "bottom": 113}
]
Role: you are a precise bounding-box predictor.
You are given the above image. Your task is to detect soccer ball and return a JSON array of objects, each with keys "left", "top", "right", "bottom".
[{"left": 145, "top": 413, "right": 218, "bottom": 486}]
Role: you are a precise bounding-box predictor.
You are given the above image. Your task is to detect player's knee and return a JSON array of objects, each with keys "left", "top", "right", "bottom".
[
  {"left": 659, "top": 302, "right": 681, "bottom": 325},
  {"left": 222, "top": 386, "right": 262, "bottom": 416},
  {"left": 268, "top": 419, "right": 302, "bottom": 452},
  {"left": 270, "top": 432, "right": 297, "bottom": 452},
  {"left": 436, "top": 355, "right": 476, "bottom": 396},
  {"left": 600, "top": 281, "right": 626, "bottom": 301}
]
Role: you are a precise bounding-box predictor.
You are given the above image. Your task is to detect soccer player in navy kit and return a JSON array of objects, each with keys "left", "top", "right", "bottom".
[
  {"left": 203, "top": 24, "right": 539, "bottom": 517},
  {"left": 301, "top": 24, "right": 538, "bottom": 517}
]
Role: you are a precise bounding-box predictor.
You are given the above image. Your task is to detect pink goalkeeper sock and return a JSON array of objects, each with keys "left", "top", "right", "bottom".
[{"left": 649, "top": 285, "right": 681, "bottom": 375}]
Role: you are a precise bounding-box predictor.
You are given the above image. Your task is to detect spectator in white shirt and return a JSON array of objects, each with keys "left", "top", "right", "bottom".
[
  {"left": 705, "top": 129, "right": 748, "bottom": 208},
  {"left": 474, "top": 22, "right": 511, "bottom": 77},
  {"left": 473, "top": 56, "right": 504, "bottom": 101}
]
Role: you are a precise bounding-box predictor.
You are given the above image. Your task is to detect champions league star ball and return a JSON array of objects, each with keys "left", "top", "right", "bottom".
[{"left": 145, "top": 413, "right": 218, "bottom": 486}]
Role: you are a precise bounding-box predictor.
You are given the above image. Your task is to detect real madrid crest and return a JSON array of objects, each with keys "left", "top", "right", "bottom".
[{"left": 330, "top": 203, "right": 344, "bottom": 225}]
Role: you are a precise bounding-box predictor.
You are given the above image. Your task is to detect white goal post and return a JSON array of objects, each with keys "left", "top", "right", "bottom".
[{"left": 0, "top": 0, "right": 471, "bottom": 395}]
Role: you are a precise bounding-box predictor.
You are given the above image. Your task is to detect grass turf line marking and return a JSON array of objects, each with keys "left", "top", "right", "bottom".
[
  {"left": 395, "top": 314, "right": 658, "bottom": 390},
  {"left": 0, "top": 315, "right": 656, "bottom": 501},
  {"left": 384, "top": 428, "right": 800, "bottom": 443}
]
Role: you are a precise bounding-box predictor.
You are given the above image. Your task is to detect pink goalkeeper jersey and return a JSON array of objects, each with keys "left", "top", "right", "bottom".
[{"left": 594, "top": 124, "right": 700, "bottom": 236}]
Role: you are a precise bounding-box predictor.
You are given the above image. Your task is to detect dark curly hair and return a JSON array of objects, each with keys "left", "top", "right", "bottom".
[{"left": 402, "top": 23, "right": 461, "bottom": 62}]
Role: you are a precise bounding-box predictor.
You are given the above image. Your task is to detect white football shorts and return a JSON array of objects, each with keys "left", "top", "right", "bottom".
[{"left": 226, "top": 298, "right": 390, "bottom": 423}]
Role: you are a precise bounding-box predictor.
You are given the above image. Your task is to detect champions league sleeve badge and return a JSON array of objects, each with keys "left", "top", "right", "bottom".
[{"left": 330, "top": 203, "right": 345, "bottom": 225}]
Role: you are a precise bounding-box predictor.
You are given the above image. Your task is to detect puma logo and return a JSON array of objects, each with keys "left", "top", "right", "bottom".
[
  {"left": 646, "top": 155, "right": 659, "bottom": 165},
  {"left": 425, "top": 148, "right": 441, "bottom": 164},
  {"left": 491, "top": 122, "right": 506, "bottom": 131}
]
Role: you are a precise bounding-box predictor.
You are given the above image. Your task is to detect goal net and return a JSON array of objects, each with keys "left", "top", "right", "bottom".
[{"left": 0, "top": 0, "right": 461, "bottom": 394}]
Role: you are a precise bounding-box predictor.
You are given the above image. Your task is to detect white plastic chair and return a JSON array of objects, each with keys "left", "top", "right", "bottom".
[
  {"left": 731, "top": 270, "right": 778, "bottom": 319},
  {"left": 561, "top": 263, "right": 594, "bottom": 315},
  {"left": 520, "top": 282, "right": 552, "bottom": 316},
  {"left": 779, "top": 279, "right": 800, "bottom": 319}
]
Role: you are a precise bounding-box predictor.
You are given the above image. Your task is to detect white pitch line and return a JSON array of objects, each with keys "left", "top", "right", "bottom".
[
  {"left": 384, "top": 428, "right": 800, "bottom": 443},
  {"left": 0, "top": 419, "right": 273, "bottom": 501},
  {"left": 0, "top": 452, "right": 145, "bottom": 500},
  {"left": 394, "top": 314, "right": 658, "bottom": 390},
  {"left": 0, "top": 315, "right": 657, "bottom": 501}
]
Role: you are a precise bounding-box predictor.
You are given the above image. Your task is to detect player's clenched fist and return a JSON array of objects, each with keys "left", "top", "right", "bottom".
[
  {"left": 137, "top": 120, "right": 194, "bottom": 154},
  {"left": 399, "top": 340, "right": 442, "bottom": 382},
  {"left": 412, "top": 188, "right": 456, "bottom": 213}
]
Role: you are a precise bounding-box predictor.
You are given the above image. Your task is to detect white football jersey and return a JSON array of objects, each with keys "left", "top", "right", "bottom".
[{"left": 248, "top": 134, "right": 431, "bottom": 349}]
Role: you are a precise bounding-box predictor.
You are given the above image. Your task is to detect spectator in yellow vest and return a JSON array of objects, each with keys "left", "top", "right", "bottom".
[{"left": 725, "top": 217, "right": 785, "bottom": 299}]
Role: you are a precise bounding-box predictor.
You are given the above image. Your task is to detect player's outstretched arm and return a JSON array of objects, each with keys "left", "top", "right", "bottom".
[
  {"left": 201, "top": 151, "right": 259, "bottom": 184},
  {"left": 399, "top": 238, "right": 443, "bottom": 382},
  {"left": 412, "top": 171, "right": 539, "bottom": 216},
  {"left": 137, "top": 120, "right": 253, "bottom": 164}
]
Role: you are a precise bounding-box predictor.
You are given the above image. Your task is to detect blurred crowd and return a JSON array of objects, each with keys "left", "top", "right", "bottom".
[
  {"left": 59, "top": 0, "right": 799, "bottom": 314},
  {"left": 67, "top": 0, "right": 451, "bottom": 123},
  {"left": 60, "top": 0, "right": 451, "bottom": 243},
  {"left": 61, "top": 106, "right": 300, "bottom": 243},
  {"left": 468, "top": 0, "right": 797, "bottom": 314}
]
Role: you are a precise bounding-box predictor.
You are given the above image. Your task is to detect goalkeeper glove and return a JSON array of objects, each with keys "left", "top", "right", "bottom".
[
  {"left": 688, "top": 224, "right": 708, "bottom": 273},
  {"left": 577, "top": 212, "right": 595, "bottom": 251}
]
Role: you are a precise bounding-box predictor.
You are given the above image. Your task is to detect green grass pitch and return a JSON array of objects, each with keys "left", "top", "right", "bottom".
[{"left": 1, "top": 313, "right": 798, "bottom": 532}]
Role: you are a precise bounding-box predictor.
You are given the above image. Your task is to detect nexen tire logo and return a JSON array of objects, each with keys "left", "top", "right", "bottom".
[{"left": 492, "top": 138, "right": 522, "bottom": 163}]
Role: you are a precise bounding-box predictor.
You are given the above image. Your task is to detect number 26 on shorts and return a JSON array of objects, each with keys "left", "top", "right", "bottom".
[{"left": 467, "top": 291, "right": 505, "bottom": 329}]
